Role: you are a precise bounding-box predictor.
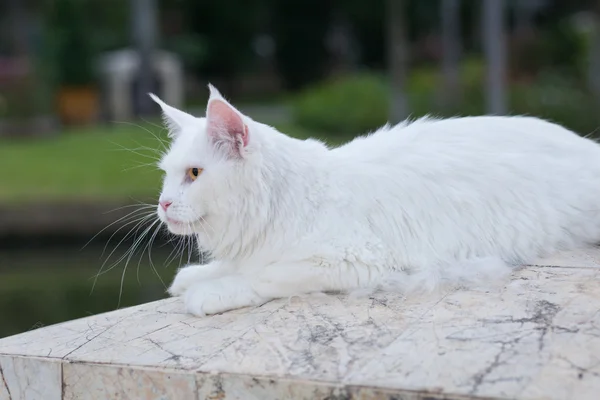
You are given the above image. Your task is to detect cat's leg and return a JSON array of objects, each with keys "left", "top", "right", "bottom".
[
  {"left": 183, "top": 260, "right": 384, "bottom": 316},
  {"left": 168, "top": 260, "right": 235, "bottom": 296}
]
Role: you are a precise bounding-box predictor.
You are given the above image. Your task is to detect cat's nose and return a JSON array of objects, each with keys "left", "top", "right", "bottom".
[{"left": 159, "top": 200, "right": 172, "bottom": 211}]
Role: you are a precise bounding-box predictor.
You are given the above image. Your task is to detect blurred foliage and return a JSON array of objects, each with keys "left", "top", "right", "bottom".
[
  {"left": 27, "top": 0, "right": 129, "bottom": 94},
  {"left": 163, "top": 33, "right": 208, "bottom": 73},
  {"left": 334, "top": 0, "right": 386, "bottom": 70},
  {"left": 292, "top": 73, "right": 388, "bottom": 136},
  {"left": 0, "top": 72, "right": 53, "bottom": 119},
  {"left": 541, "top": 20, "right": 589, "bottom": 77},
  {"left": 170, "top": 0, "right": 267, "bottom": 81},
  {"left": 0, "top": 79, "right": 39, "bottom": 119},
  {"left": 510, "top": 72, "right": 600, "bottom": 136},
  {"left": 25, "top": 0, "right": 598, "bottom": 96},
  {"left": 508, "top": 18, "right": 590, "bottom": 80},
  {"left": 85, "top": 0, "right": 130, "bottom": 53},
  {"left": 291, "top": 58, "right": 600, "bottom": 137},
  {"left": 166, "top": 0, "right": 447, "bottom": 89},
  {"left": 271, "top": 0, "right": 334, "bottom": 90}
]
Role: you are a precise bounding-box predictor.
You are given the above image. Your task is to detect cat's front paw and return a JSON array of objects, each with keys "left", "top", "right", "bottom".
[
  {"left": 168, "top": 262, "right": 225, "bottom": 296},
  {"left": 183, "top": 277, "right": 268, "bottom": 316},
  {"left": 169, "top": 266, "right": 202, "bottom": 296}
]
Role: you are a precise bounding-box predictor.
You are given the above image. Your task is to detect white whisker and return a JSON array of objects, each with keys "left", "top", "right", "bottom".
[
  {"left": 82, "top": 206, "right": 155, "bottom": 251},
  {"left": 113, "top": 119, "right": 170, "bottom": 153},
  {"left": 91, "top": 212, "right": 156, "bottom": 293},
  {"left": 100, "top": 211, "right": 156, "bottom": 258},
  {"left": 116, "top": 219, "right": 161, "bottom": 308},
  {"left": 108, "top": 141, "right": 161, "bottom": 162}
]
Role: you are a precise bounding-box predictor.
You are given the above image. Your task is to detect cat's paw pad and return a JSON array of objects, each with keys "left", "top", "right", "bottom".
[
  {"left": 183, "top": 278, "right": 266, "bottom": 316},
  {"left": 168, "top": 266, "right": 206, "bottom": 296}
]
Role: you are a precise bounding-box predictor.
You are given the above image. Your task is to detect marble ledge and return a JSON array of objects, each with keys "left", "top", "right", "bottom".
[{"left": 1, "top": 248, "right": 600, "bottom": 400}]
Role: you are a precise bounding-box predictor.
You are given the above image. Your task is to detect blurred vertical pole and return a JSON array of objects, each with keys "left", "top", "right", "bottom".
[
  {"left": 131, "top": 0, "right": 158, "bottom": 117},
  {"left": 441, "top": 0, "right": 462, "bottom": 111},
  {"left": 387, "top": 0, "right": 408, "bottom": 124},
  {"left": 482, "top": 0, "right": 507, "bottom": 115}
]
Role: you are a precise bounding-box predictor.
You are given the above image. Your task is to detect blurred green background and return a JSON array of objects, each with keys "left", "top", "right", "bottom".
[{"left": 1, "top": 0, "right": 599, "bottom": 338}]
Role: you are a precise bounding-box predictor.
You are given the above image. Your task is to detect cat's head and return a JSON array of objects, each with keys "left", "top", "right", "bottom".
[{"left": 151, "top": 85, "right": 272, "bottom": 247}]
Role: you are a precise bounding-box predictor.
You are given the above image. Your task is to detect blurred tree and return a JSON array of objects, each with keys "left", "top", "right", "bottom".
[
  {"left": 482, "top": 0, "right": 507, "bottom": 114},
  {"left": 49, "top": 0, "right": 94, "bottom": 87},
  {"left": 441, "top": 0, "right": 462, "bottom": 111},
  {"left": 177, "top": 0, "right": 266, "bottom": 94},
  {"left": 387, "top": 0, "right": 409, "bottom": 123},
  {"left": 533, "top": 0, "right": 589, "bottom": 77},
  {"left": 336, "top": 0, "right": 385, "bottom": 69},
  {"left": 7, "top": 0, "right": 28, "bottom": 57},
  {"left": 87, "top": 0, "right": 129, "bottom": 52},
  {"left": 48, "top": 0, "right": 99, "bottom": 125},
  {"left": 514, "top": 0, "right": 538, "bottom": 35},
  {"left": 325, "top": 10, "right": 359, "bottom": 74},
  {"left": 271, "top": 0, "right": 333, "bottom": 90}
]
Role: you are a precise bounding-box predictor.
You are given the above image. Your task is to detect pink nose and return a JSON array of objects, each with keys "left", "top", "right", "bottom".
[{"left": 159, "top": 200, "right": 172, "bottom": 211}]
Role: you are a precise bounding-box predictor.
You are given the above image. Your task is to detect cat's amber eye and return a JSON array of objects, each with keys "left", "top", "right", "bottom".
[{"left": 187, "top": 167, "right": 203, "bottom": 181}]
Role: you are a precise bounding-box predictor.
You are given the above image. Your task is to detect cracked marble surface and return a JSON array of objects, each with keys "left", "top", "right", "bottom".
[{"left": 1, "top": 248, "right": 600, "bottom": 399}]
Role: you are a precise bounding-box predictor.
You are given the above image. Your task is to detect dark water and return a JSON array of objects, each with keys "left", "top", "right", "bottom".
[{"left": 0, "top": 240, "right": 196, "bottom": 338}]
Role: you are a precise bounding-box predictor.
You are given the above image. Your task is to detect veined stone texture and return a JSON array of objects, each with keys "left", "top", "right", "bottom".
[{"left": 1, "top": 248, "right": 600, "bottom": 400}]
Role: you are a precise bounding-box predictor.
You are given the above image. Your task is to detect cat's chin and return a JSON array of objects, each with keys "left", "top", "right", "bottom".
[
  {"left": 164, "top": 221, "right": 190, "bottom": 235},
  {"left": 163, "top": 218, "right": 204, "bottom": 236},
  {"left": 166, "top": 224, "right": 195, "bottom": 236}
]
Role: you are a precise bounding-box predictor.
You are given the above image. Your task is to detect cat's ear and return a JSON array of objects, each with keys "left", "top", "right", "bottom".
[
  {"left": 149, "top": 93, "right": 196, "bottom": 137},
  {"left": 205, "top": 84, "right": 249, "bottom": 158}
]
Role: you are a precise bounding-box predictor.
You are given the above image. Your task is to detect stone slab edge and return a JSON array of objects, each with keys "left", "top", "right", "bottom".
[{"left": 0, "top": 354, "right": 506, "bottom": 400}]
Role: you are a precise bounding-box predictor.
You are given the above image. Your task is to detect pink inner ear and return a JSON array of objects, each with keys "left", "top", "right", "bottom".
[
  {"left": 207, "top": 100, "right": 248, "bottom": 146},
  {"left": 243, "top": 124, "right": 249, "bottom": 146}
]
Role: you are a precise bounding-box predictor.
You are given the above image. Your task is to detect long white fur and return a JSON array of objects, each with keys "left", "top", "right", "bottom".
[{"left": 152, "top": 85, "right": 600, "bottom": 316}]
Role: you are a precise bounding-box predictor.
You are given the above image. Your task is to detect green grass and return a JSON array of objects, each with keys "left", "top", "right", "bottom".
[
  {"left": 0, "top": 122, "right": 168, "bottom": 203},
  {"left": 0, "top": 121, "right": 329, "bottom": 204}
]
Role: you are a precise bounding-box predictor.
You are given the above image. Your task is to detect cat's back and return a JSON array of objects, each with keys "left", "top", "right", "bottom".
[
  {"left": 317, "top": 115, "right": 600, "bottom": 265},
  {"left": 335, "top": 115, "right": 598, "bottom": 162}
]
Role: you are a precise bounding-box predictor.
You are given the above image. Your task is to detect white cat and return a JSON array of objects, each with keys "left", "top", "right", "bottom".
[{"left": 151, "top": 85, "right": 600, "bottom": 316}]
